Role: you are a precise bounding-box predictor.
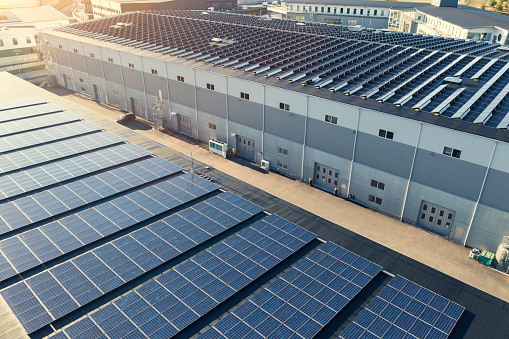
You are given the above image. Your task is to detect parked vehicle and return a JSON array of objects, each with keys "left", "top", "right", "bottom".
[{"left": 116, "top": 112, "right": 136, "bottom": 124}]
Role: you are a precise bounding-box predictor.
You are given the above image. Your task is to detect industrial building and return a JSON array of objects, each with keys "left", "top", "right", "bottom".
[
  {"left": 41, "top": 11, "right": 509, "bottom": 254},
  {"left": 0, "top": 72, "right": 506, "bottom": 339},
  {"left": 283, "top": 0, "right": 509, "bottom": 43},
  {"left": 90, "top": 0, "right": 236, "bottom": 18}
]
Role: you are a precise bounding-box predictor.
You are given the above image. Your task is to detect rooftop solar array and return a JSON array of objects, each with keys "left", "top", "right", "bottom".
[
  {"left": 0, "top": 97, "right": 465, "bottom": 337},
  {"left": 339, "top": 275, "right": 465, "bottom": 339},
  {"left": 199, "top": 241, "right": 382, "bottom": 339},
  {"left": 54, "top": 11, "right": 509, "bottom": 131},
  {"left": 46, "top": 215, "right": 316, "bottom": 338}
]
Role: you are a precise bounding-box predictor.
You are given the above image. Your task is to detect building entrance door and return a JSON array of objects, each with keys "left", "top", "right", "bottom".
[
  {"left": 236, "top": 135, "right": 255, "bottom": 162},
  {"left": 130, "top": 97, "right": 142, "bottom": 115},
  {"left": 313, "top": 163, "right": 339, "bottom": 193},
  {"left": 177, "top": 114, "right": 192, "bottom": 136},
  {"left": 418, "top": 200, "right": 455, "bottom": 237}
]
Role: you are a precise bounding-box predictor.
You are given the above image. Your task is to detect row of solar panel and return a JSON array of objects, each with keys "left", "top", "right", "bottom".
[
  {"left": 0, "top": 172, "right": 216, "bottom": 285},
  {"left": 200, "top": 241, "right": 382, "bottom": 339},
  {"left": 0, "top": 96, "right": 46, "bottom": 112},
  {"left": 0, "top": 102, "right": 62, "bottom": 124},
  {"left": 0, "top": 156, "right": 180, "bottom": 235},
  {"left": 46, "top": 214, "right": 316, "bottom": 338},
  {"left": 0, "top": 131, "right": 123, "bottom": 174},
  {"left": 2, "top": 192, "right": 260, "bottom": 333},
  {"left": 0, "top": 112, "right": 81, "bottom": 137},
  {"left": 0, "top": 120, "right": 100, "bottom": 154},
  {"left": 0, "top": 142, "right": 151, "bottom": 201},
  {"left": 339, "top": 275, "right": 464, "bottom": 339}
]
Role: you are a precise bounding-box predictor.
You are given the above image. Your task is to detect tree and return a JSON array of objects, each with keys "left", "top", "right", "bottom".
[
  {"left": 481, "top": 4, "right": 486, "bottom": 9},
  {"left": 490, "top": 0, "right": 497, "bottom": 7},
  {"left": 496, "top": 3, "right": 503, "bottom": 10}
]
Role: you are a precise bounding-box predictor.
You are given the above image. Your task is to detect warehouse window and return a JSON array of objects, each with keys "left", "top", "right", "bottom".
[
  {"left": 369, "top": 194, "right": 383, "bottom": 205},
  {"left": 58, "top": 44, "right": 62, "bottom": 49},
  {"left": 177, "top": 75, "right": 184, "bottom": 82},
  {"left": 12, "top": 38, "right": 17, "bottom": 46},
  {"left": 347, "top": 8, "right": 350, "bottom": 14},
  {"left": 321, "top": 7, "right": 324, "bottom": 12},
  {"left": 379, "top": 129, "right": 394, "bottom": 140},
  {"left": 340, "top": 7, "right": 344, "bottom": 13},
  {"left": 208, "top": 122, "right": 216, "bottom": 130},
  {"left": 128, "top": 63, "right": 134, "bottom": 68},
  {"left": 73, "top": 48, "right": 78, "bottom": 53},
  {"left": 443, "top": 147, "right": 461, "bottom": 158},
  {"left": 114, "top": 99, "right": 120, "bottom": 105},
  {"left": 151, "top": 69, "right": 158, "bottom": 75},
  {"left": 278, "top": 147, "right": 288, "bottom": 156},
  {"left": 108, "top": 57, "right": 113, "bottom": 63},
  {"left": 315, "top": 6, "right": 318, "bottom": 11},
  {"left": 113, "top": 89, "right": 119, "bottom": 95},
  {"left": 374, "top": 10, "right": 378, "bottom": 16},
  {"left": 353, "top": 8, "right": 357, "bottom": 14},
  {"left": 370, "top": 179, "right": 385, "bottom": 190},
  {"left": 279, "top": 102, "right": 290, "bottom": 111},
  {"left": 90, "top": 53, "right": 95, "bottom": 58},
  {"left": 327, "top": 7, "right": 330, "bottom": 13},
  {"left": 240, "top": 92, "right": 250, "bottom": 100},
  {"left": 206, "top": 83, "right": 215, "bottom": 90},
  {"left": 81, "top": 87, "right": 86, "bottom": 92},
  {"left": 325, "top": 115, "right": 338, "bottom": 124},
  {"left": 79, "top": 78, "right": 84, "bottom": 83},
  {"left": 360, "top": 9, "right": 364, "bottom": 15},
  {"left": 277, "top": 160, "right": 288, "bottom": 170},
  {"left": 26, "top": 36, "right": 31, "bottom": 44}
]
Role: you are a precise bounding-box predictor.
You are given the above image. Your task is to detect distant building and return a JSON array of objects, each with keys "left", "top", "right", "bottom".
[
  {"left": 91, "top": 0, "right": 235, "bottom": 18},
  {"left": 283, "top": 0, "right": 509, "bottom": 44},
  {"left": 0, "top": 6, "right": 71, "bottom": 84}
]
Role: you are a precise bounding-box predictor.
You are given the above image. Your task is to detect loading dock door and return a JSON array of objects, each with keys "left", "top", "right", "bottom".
[
  {"left": 177, "top": 114, "right": 192, "bottom": 137},
  {"left": 314, "top": 162, "right": 339, "bottom": 193},
  {"left": 418, "top": 200, "right": 455, "bottom": 237},
  {"left": 130, "top": 97, "right": 142, "bottom": 115},
  {"left": 236, "top": 135, "right": 255, "bottom": 162}
]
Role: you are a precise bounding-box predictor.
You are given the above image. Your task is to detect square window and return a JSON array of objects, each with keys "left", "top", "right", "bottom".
[
  {"left": 325, "top": 115, "right": 331, "bottom": 122},
  {"left": 429, "top": 216, "right": 434, "bottom": 222},
  {"left": 437, "top": 219, "right": 442, "bottom": 225},
  {"left": 452, "top": 149, "right": 461, "bottom": 158},
  {"left": 386, "top": 131, "right": 394, "bottom": 140},
  {"left": 369, "top": 195, "right": 375, "bottom": 203},
  {"left": 90, "top": 53, "right": 95, "bottom": 58},
  {"left": 375, "top": 197, "right": 382, "bottom": 205},
  {"left": 379, "top": 129, "right": 386, "bottom": 138},
  {"left": 26, "top": 36, "right": 31, "bottom": 44},
  {"left": 108, "top": 57, "right": 113, "bottom": 63},
  {"left": 317, "top": 166, "right": 320, "bottom": 171},
  {"left": 448, "top": 213, "right": 453, "bottom": 220},
  {"left": 58, "top": 44, "right": 62, "bottom": 49},
  {"left": 331, "top": 116, "right": 338, "bottom": 124},
  {"left": 371, "top": 179, "right": 377, "bottom": 188},
  {"left": 378, "top": 182, "right": 385, "bottom": 190},
  {"left": 280, "top": 102, "right": 285, "bottom": 110},
  {"left": 285, "top": 104, "right": 290, "bottom": 111},
  {"left": 439, "top": 210, "right": 444, "bottom": 217},
  {"left": 334, "top": 172, "right": 338, "bottom": 178},
  {"left": 423, "top": 204, "right": 427, "bottom": 211},
  {"left": 12, "top": 38, "right": 18, "bottom": 45},
  {"left": 152, "top": 69, "right": 158, "bottom": 75},
  {"left": 421, "top": 213, "right": 425, "bottom": 219},
  {"left": 334, "top": 180, "right": 337, "bottom": 185},
  {"left": 73, "top": 48, "right": 78, "bottom": 53},
  {"left": 245, "top": 93, "right": 250, "bottom": 100},
  {"left": 431, "top": 207, "right": 436, "bottom": 213},
  {"left": 443, "top": 147, "right": 452, "bottom": 156}
]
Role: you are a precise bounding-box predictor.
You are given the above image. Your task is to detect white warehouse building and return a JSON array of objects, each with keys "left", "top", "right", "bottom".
[{"left": 41, "top": 11, "right": 509, "bottom": 253}]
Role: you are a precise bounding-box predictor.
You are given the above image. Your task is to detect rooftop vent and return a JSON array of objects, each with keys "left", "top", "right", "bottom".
[
  {"left": 444, "top": 77, "right": 462, "bottom": 84},
  {"left": 211, "top": 37, "right": 222, "bottom": 43},
  {"left": 296, "top": 22, "right": 305, "bottom": 26}
]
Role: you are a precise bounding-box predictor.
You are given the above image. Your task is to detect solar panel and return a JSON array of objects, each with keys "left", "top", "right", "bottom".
[
  {"left": 0, "top": 103, "right": 63, "bottom": 123},
  {"left": 1, "top": 192, "right": 261, "bottom": 334},
  {"left": 0, "top": 171, "right": 218, "bottom": 283},
  {"left": 0, "top": 131, "right": 124, "bottom": 174},
  {"left": 0, "top": 120, "right": 101, "bottom": 154},
  {"left": 0, "top": 112, "right": 81, "bottom": 137},
  {"left": 474, "top": 80, "right": 509, "bottom": 124},
  {"left": 0, "top": 96, "right": 46, "bottom": 111},
  {"left": 199, "top": 241, "right": 381, "bottom": 339},
  {"left": 0, "top": 143, "right": 151, "bottom": 201},
  {"left": 339, "top": 275, "right": 464, "bottom": 339},
  {"left": 45, "top": 214, "right": 316, "bottom": 338}
]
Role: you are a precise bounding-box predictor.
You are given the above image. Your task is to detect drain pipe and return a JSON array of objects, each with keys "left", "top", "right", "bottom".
[{"left": 400, "top": 123, "right": 422, "bottom": 221}]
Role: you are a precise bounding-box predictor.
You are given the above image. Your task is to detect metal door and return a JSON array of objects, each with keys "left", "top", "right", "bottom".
[
  {"left": 418, "top": 201, "right": 455, "bottom": 237},
  {"left": 93, "top": 84, "right": 104, "bottom": 101},
  {"left": 63, "top": 73, "right": 68, "bottom": 88},
  {"left": 313, "top": 162, "right": 339, "bottom": 193},
  {"left": 130, "top": 97, "right": 142, "bottom": 115},
  {"left": 236, "top": 135, "right": 255, "bottom": 162},
  {"left": 177, "top": 114, "right": 192, "bottom": 136}
]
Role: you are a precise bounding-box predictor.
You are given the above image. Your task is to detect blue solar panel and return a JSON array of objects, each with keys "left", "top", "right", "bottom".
[
  {"left": 0, "top": 102, "right": 63, "bottom": 123},
  {"left": 199, "top": 241, "right": 381, "bottom": 339},
  {"left": 0, "top": 172, "right": 216, "bottom": 284},
  {"left": 0, "top": 143, "right": 151, "bottom": 201},
  {"left": 45, "top": 215, "right": 316, "bottom": 338},
  {"left": 1, "top": 191, "right": 255, "bottom": 333},
  {"left": 0, "top": 111, "right": 81, "bottom": 137},
  {"left": 339, "top": 275, "right": 464, "bottom": 338},
  {"left": 0, "top": 156, "right": 181, "bottom": 235}
]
